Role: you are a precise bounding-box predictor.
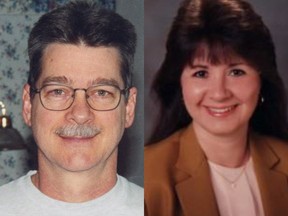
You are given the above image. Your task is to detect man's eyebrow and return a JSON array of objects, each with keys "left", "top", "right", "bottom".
[
  {"left": 90, "top": 78, "right": 121, "bottom": 87},
  {"left": 41, "top": 76, "right": 71, "bottom": 85},
  {"left": 41, "top": 76, "right": 121, "bottom": 87}
]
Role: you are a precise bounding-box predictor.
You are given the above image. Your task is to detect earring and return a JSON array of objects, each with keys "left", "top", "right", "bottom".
[{"left": 261, "top": 96, "right": 265, "bottom": 103}]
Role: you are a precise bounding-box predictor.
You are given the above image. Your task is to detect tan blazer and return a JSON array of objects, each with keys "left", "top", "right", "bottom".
[{"left": 145, "top": 124, "right": 288, "bottom": 216}]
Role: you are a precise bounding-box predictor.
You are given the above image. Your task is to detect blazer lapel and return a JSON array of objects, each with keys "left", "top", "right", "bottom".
[
  {"left": 175, "top": 124, "right": 219, "bottom": 216},
  {"left": 251, "top": 135, "right": 288, "bottom": 216}
]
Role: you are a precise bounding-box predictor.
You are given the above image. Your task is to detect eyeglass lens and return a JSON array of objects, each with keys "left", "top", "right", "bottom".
[{"left": 39, "top": 84, "right": 122, "bottom": 111}]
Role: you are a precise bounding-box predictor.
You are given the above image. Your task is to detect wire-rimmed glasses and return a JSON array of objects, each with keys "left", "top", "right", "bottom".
[{"left": 31, "top": 84, "right": 129, "bottom": 111}]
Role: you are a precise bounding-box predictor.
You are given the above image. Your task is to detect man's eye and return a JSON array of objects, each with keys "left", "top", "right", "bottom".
[
  {"left": 52, "top": 89, "right": 65, "bottom": 95},
  {"left": 192, "top": 70, "right": 208, "bottom": 78},
  {"left": 96, "top": 90, "right": 110, "bottom": 97},
  {"left": 230, "top": 69, "right": 246, "bottom": 76},
  {"left": 47, "top": 88, "right": 68, "bottom": 97}
]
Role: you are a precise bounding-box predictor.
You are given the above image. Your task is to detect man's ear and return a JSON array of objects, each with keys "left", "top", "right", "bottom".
[
  {"left": 22, "top": 84, "right": 32, "bottom": 127},
  {"left": 125, "top": 87, "right": 137, "bottom": 128}
]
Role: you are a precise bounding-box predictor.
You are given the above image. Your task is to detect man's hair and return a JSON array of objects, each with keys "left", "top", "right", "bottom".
[
  {"left": 148, "top": 0, "right": 288, "bottom": 144},
  {"left": 28, "top": 1, "right": 136, "bottom": 90}
]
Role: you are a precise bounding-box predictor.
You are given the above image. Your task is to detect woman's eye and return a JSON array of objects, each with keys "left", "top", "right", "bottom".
[
  {"left": 192, "top": 70, "right": 208, "bottom": 78},
  {"left": 230, "top": 69, "right": 246, "bottom": 76}
]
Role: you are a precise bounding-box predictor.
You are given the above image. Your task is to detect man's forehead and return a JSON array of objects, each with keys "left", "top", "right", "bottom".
[
  {"left": 38, "top": 43, "right": 124, "bottom": 87},
  {"left": 42, "top": 43, "right": 122, "bottom": 68}
]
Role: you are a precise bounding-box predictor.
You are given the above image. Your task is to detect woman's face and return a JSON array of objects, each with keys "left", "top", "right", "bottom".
[{"left": 180, "top": 55, "right": 261, "bottom": 136}]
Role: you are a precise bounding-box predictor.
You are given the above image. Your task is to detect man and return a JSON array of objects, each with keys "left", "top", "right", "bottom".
[{"left": 0, "top": 1, "right": 143, "bottom": 215}]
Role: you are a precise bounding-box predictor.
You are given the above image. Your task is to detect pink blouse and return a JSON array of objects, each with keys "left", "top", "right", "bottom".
[{"left": 208, "top": 157, "right": 265, "bottom": 216}]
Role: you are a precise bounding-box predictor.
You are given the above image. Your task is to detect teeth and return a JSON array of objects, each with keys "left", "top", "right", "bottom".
[{"left": 208, "top": 106, "right": 234, "bottom": 113}]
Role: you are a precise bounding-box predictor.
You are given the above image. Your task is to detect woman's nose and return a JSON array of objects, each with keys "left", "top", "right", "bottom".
[{"left": 209, "top": 77, "right": 232, "bottom": 101}]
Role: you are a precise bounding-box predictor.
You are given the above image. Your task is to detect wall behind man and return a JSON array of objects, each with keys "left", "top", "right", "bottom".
[
  {"left": 116, "top": 0, "right": 144, "bottom": 187},
  {"left": 145, "top": 0, "right": 288, "bottom": 142}
]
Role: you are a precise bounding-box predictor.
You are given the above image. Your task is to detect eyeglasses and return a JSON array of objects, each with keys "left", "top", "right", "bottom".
[{"left": 31, "top": 84, "right": 129, "bottom": 111}]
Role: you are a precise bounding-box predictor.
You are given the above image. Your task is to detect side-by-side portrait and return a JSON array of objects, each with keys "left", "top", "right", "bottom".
[{"left": 1, "top": 0, "right": 288, "bottom": 216}]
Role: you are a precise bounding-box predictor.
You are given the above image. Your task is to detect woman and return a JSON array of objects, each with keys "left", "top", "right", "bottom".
[{"left": 144, "top": 0, "right": 288, "bottom": 215}]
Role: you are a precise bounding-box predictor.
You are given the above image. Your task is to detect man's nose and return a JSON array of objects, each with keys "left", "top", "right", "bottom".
[{"left": 67, "top": 90, "right": 94, "bottom": 125}]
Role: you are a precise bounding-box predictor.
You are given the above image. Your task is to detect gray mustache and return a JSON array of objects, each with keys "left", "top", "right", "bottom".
[{"left": 55, "top": 125, "right": 101, "bottom": 138}]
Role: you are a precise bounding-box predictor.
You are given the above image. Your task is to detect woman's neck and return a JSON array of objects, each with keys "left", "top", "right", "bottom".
[{"left": 193, "top": 123, "right": 250, "bottom": 168}]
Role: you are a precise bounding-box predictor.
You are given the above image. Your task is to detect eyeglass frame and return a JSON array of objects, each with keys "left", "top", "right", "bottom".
[{"left": 30, "top": 83, "right": 130, "bottom": 112}]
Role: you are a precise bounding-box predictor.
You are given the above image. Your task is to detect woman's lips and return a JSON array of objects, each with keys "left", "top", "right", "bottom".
[{"left": 205, "top": 105, "right": 237, "bottom": 117}]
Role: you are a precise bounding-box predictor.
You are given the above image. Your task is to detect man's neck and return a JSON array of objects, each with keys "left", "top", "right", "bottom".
[{"left": 32, "top": 152, "right": 118, "bottom": 203}]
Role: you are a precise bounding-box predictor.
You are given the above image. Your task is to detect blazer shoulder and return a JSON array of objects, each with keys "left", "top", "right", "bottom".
[
  {"left": 145, "top": 129, "right": 184, "bottom": 181},
  {"left": 256, "top": 134, "right": 288, "bottom": 172},
  {"left": 145, "top": 130, "right": 182, "bottom": 155},
  {"left": 259, "top": 135, "right": 288, "bottom": 154},
  {"left": 145, "top": 131, "right": 184, "bottom": 216}
]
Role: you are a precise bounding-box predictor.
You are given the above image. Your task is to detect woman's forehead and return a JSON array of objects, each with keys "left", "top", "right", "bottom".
[{"left": 191, "top": 42, "right": 242, "bottom": 65}]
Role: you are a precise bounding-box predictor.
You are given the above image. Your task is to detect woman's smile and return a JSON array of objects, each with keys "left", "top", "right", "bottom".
[{"left": 205, "top": 105, "right": 238, "bottom": 117}]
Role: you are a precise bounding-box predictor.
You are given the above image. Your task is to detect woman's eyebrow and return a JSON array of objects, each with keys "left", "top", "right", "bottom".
[
  {"left": 228, "top": 62, "right": 245, "bottom": 67},
  {"left": 190, "top": 64, "right": 208, "bottom": 69}
]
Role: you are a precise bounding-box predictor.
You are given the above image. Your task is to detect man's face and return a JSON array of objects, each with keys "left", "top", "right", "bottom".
[{"left": 22, "top": 43, "right": 136, "bottom": 173}]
